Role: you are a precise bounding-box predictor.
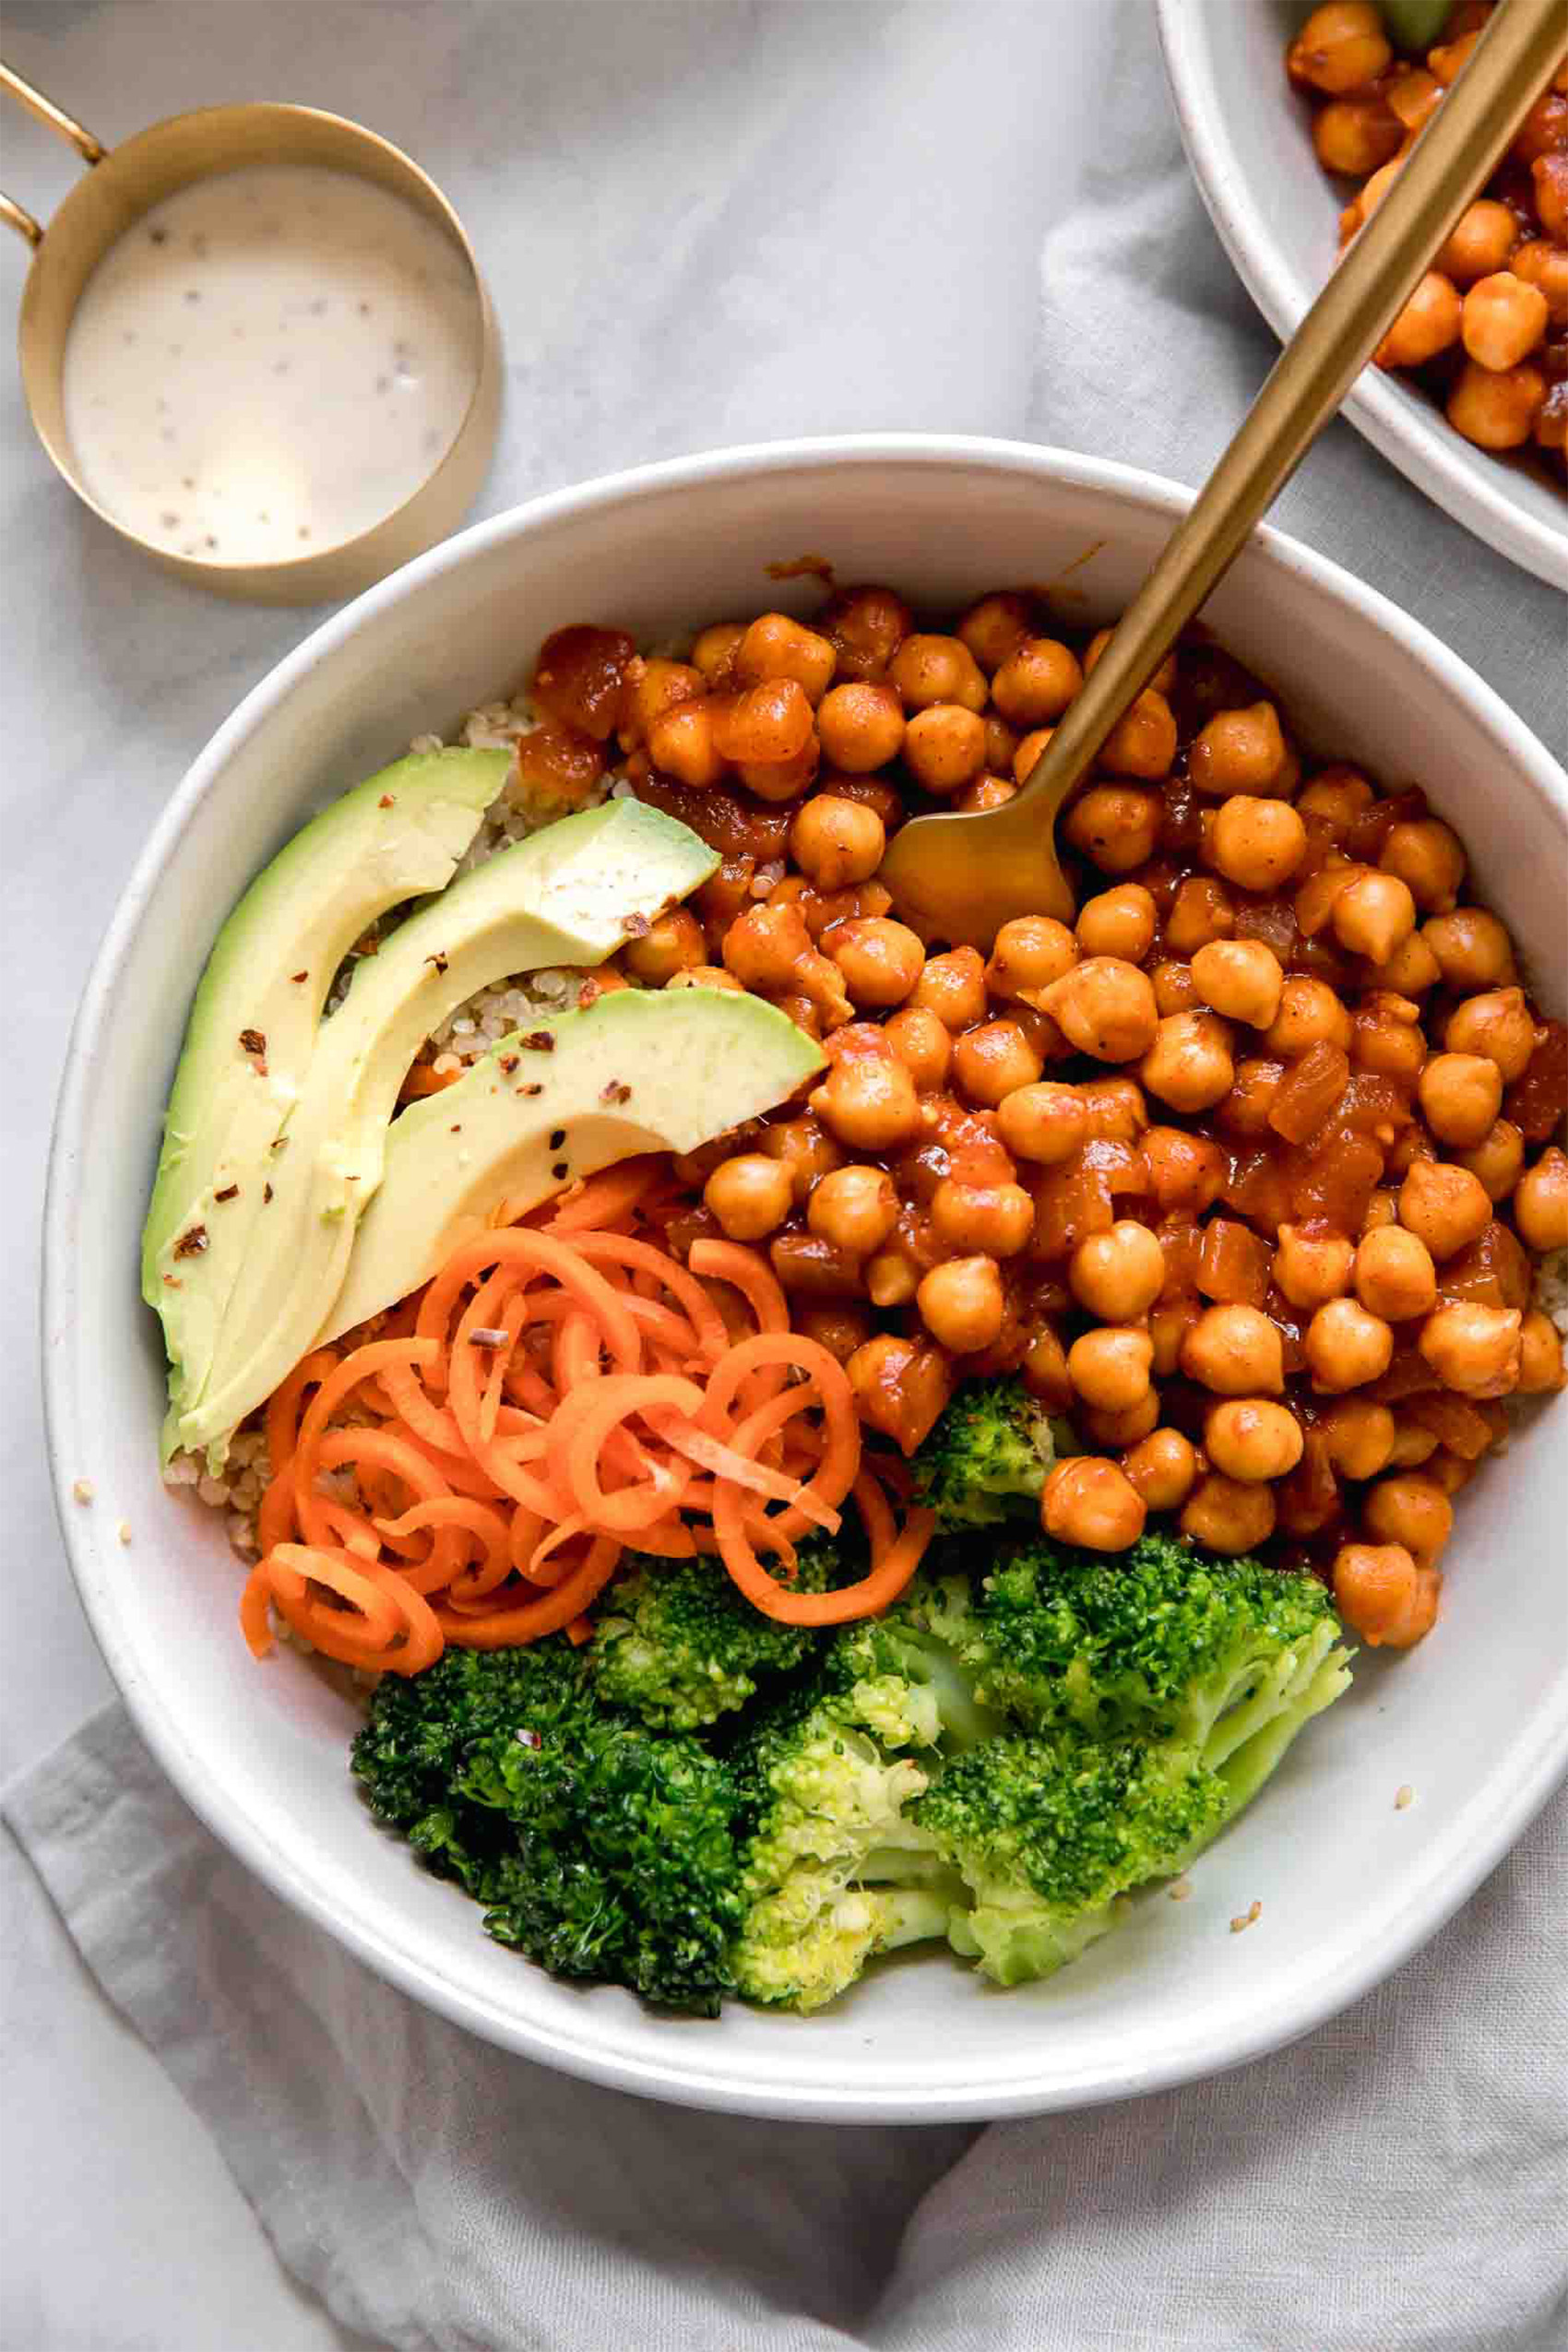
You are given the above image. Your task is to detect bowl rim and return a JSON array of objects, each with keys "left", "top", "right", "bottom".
[
  {"left": 1154, "top": 0, "right": 1568, "bottom": 594},
  {"left": 42, "top": 433, "right": 1568, "bottom": 2120}
]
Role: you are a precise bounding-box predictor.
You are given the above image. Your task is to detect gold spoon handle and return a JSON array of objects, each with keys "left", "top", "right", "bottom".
[
  {"left": 1014, "top": 0, "right": 1565, "bottom": 832},
  {"left": 0, "top": 57, "right": 108, "bottom": 247}
]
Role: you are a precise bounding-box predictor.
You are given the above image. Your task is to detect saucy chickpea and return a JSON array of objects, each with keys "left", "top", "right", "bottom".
[
  {"left": 1379, "top": 818, "right": 1465, "bottom": 914},
  {"left": 996, "top": 1080, "right": 1087, "bottom": 1165},
  {"left": 1070, "top": 1220, "right": 1167, "bottom": 1322},
  {"left": 1331, "top": 870, "right": 1417, "bottom": 965},
  {"left": 1121, "top": 1427, "right": 1198, "bottom": 1512},
  {"left": 1418, "top": 1051, "right": 1503, "bottom": 1148},
  {"left": 1418, "top": 1301, "right": 1522, "bottom": 1399},
  {"left": 1142, "top": 1125, "right": 1228, "bottom": 1214},
  {"left": 1181, "top": 1472, "right": 1277, "bottom": 1555},
  {"left": 990, "top": 637, "right": 1083, "bottom": 726},
  {"left": 1076, "top": 884, "right": 1157, "bottom": 964},
  {"left": 1040, "top": 1456, "right": 1147, "bottom": 1552},
  {"left": 952, "top": 1019, "right": 1044, "bottom": 1107},
  {"left": 828, "top": 917, "right": 925, "bottom": 1009},
  {"left": 1068, "top": 1326, "right": 1155, "bottom": 1413},
  {"left": 883, "top": 1005, "right": 952, "bottom": 1090},
  {"left": 1208, "top": 797, "right": 1308, "bottom": 892},
  {"left": 1043, "top": 956, "right": 1159, "bottom": 1063},
  {"left": 1275, "top": 1222, "right": 1356, "bottom": 1311},
  {"left": 1398, "top": 1159, "right": 1491, "bottom": 1261},
  {"left": 910, "top": 945, "right": 989, "bottom": 1031},
  {"left": 621, "top": 906, "right": 706, "bottom": 984},
  {"left": 1423, "top": 908, "right": 1515, "bottom": 992},
  {"left": 1332, "top": 1543, "right": 1439, "bottom": 1648},
  {"left": 1362, "top": 1474, "right": 1453, "bottom": 1571},
  {"left": 889, "top": 634, "right": 987, "bottom": 714},
  {"left": 1140, "top": 1012, "right": 1236, "bottom": 1114},
  {"left": 1204, "top": 1398, "right": 1304, "bottom": 1484},
  {"left": 1062, "top": 785, "right": 1163, "bottom": 874},
  {"left": 1288, "top": 4, "right": 1392, "bottom": 94},
  {"left": 1182, "top": 1303, "right": 1286, "bottom": 1396},
  {"left": 1099, "top": 690, "right": 1177, "bottom": 781},
  {"left": 1188, "top": 702, "right": 1289, "bottom": 796},
  {"left": 735, "top": 612, "right": 837, "bottom": 702},
  {"left": 703, "top": 1153, "right": 795, "bottom": 1241},
  {"left": 986, "top": 915, "right": 1079, "bottom": 999},
  {"left": 810, "top": 1055, "right": 921, "bottom": 1151},
  {"left": 816, "top": 682, "right": 905, "bottom": 773},
  {"left": 1304, "top": 1297, "right": 1394, "bottom": 1393},
  {"left": 822, "top": 585, "right": 910, "bottom": 682},
  {"left": 808, "top": 1164, "right": 899, "bottom": 1255},
  {"left": 930, "top": 1176, "right": 1036, "bottom": 1258},
  {"left": 1321, "top": 1396, "right": 1396, "bottom": 1480},
  {"left": 1443, "top": 986, "right": 1536, "bottom": 1083},
  {"left": 957, "top": 591, "right": 1034, "bottom": 673},
  {"left": 1517, "top": 1310, "right": 1567, "bottom": 1396},
  {"left": 903, "top": 704, "right": 987, "bottom": 795},
  {"left": 1190, "top": 937, "right": 1285, "bottom": 1029},
  {"left": 1515, "top": 1147, "right": 1568, "bottom": 1253},
  {"left": 1454, "top": 1117, "right": 1526, "bottom": 1204},
  {"left": 917, "top": 1256, "right": 1005, "bottom": 1354},
  {"left": 790, "top": 794, "right": 885, "bottom": 888},
  {"left": 1353, "top": 1226, "right": 1437, "bottom": 1322}
]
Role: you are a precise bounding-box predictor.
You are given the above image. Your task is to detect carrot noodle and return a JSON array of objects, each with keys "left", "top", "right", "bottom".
[{"left": 239, "top": 1170, "right": 939, "bottom": 1671}]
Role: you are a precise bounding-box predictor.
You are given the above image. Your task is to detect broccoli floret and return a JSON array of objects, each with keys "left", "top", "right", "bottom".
[
  {"left": 725, "top": 1682, "right": 958, "bottom": 2011},
  {"left": 964, "top": 1533, "right": 1352, "bottom": 1772},
  {"left": 590, "top": 1538, "right": 837, "bottom": 1731},
  {"left": 912, "top": 1728, "right": 1231, "bottom": 1985},
  {"left": 820, "top": 1574, "right": 1002, "bottom": 1754},
  {"left": 909, "top": 1376, "right": 1063, "bottom": 1531}
]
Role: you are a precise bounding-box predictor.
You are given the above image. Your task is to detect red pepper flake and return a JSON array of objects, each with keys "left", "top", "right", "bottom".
[
  {"left": 172, "top": 1223, "right": 208, "bottom": 1259},
  {"left": 577, "top": 980, "right": 603, "bottom": 1008},
  {"left": 290, "top": 970, "right": 308, "bottom": 983},
  {"left": 449, "top": 1123, "right": 463, "bottom": 1134},
  {"left": 239, "top": 1028, "right": 267, "bottom": 1057},
  {"left": 378, "top": 793, "right": 395, "bottom": 808},
  {"left": 600, "top": 1080, "right": 633, "bottom": 1106},
  {"left": 213, "top": 1183, "right": 240, "bottom": 1203},
  {"left": 263, "top": 1182, "right": 274, "bottom": 1204},
  {"left": 519, "top": 1031, "right": 556, "bottom": 1052},
  {"left": 162, "top": 1274, "right": 183, "bottom": 1289},
  {"left": 351, "top": 932, "right": 379, "bottom": 957},
  {"left": 518, "top": 1082, "right": 544, "bottom": 1098},
  {"left": 423, "top": 951, "right": 449, "bottom": 976},
  {"left": 499, "top": 1054, "right": 520, "bottom": 1074}
]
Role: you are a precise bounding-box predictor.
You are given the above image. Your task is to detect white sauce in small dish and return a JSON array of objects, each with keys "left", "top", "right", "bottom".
[{"left": 62, "top": 164, "right": 481, "bottom": 564}]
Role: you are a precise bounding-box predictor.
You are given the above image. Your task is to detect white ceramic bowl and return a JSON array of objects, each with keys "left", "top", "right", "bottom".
[
  {"left": 1157, "top": 0, "right": 1568, "bottom": 592},
  {"left": 45, "top": 437, "right": 1568, "bottom": 2121}
]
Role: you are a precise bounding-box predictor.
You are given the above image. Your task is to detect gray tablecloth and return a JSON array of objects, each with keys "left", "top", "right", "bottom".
[{"left": 6, "top": 5, "right": 1564, "bottom": 2348}]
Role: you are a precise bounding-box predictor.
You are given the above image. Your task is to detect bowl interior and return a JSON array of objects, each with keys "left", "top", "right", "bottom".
[
  {"left": 1157, "top": 0, "right": 1568, "bottom": 590},
  {"left": 46, "top": 443, "right": 1568, "bottom": 2120}
]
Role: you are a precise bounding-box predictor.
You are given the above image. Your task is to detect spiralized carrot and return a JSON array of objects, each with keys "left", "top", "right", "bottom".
[{"left": 239, "top": 1170, "right": 934, "bottom": 1672}]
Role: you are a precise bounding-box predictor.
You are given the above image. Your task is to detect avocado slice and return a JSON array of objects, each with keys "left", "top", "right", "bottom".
[
  {"left": 172, "top": 798, "right": 716, "bottom": 1460},
  {"left": 143, "top": 747, "right": 510, "bottom": 1430},
  {"left": 317, "top": 989, "right": 825, "bottom": 1345}
]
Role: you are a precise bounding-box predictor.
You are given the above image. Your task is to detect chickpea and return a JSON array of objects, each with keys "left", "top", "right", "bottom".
[
  {"left": 1397, "top": 1160, "right": 1491, "bottom": 1265},
  {"left": 1375, "top": 271, "right": 1464, "bottom": 369},
  {"left": 1331, "top": 869, "right": 1417, "bottom": 965},
  {"left": 1182, "top": 1302, "right": 1285, "bottom": 1396},
  {"left": 1304, "top": 1296, "right": 1394, "bottom": 1393},
  {"left": 1122, "top": 1426, "right": 1199, "bottom": 1512},
  {"left": 666, "top": 963, "right": 745, "bottom": 995},
  {"left": 956, "top": 590, "right": 1034, "bottom": 673},
  {"left": 952, "top": 1019, "right": 1045, "bottom": 1108},
  {"left": 1205, "top": 1398, "right": 1304, "bottom": 1484},
  {"left": 795, "top": 1301, "right": 873, "bottom": 1368},
  {"left": 865, "top": 1248, "right": 920, "bottom": 1308},
  {"left": 1422, "top": 908, "right": 1515, "bottom": 992},
  {"left": 1181, "top": 1472, "right": 1277, "bottom": 1555},
  {"left": 647, "top": 698, "right": 725, "bottom": 788},
  {"left": 1378, "top": 817, "right": 1465, "bottom": 914},
  {"left": 931, "top": 1176, "right": 1035, "bottom": 1258},
  {"left": 1148, "top": 1296, "right": 1201, "bottom": 1378},
  {"left": 1139, "top": 1012, "right": 1236, "bottom": 1114},
  {"left": 1351, "top": 992, "right": 1428, "bottom": 1081},
  {"left": 1453, "top": 1117, "right": 1525, "bottom": 1204},
  {"left": 1362, "top": 1474, "right": 1454, "bottom": 1571},
  {"left": 917, "top": 1255, "right": 1005, "bottom": 1354},
  {"left": 721, "top": 900, "right": 809, "bottom": 992},
  {"left": 1297, "top": 766, "right": 1375, "bottom": 828},
  {"left": 621, "top": 905, "right": 706, "bottom": 983},
  {"left": 1333, "top": 1543, "right": 1440, "bottom": 1648},
  {"left": 1062, "top": 784, "right": 1163, "bottom": 874},
  {"left": 734, "top": 612, "right": 837, "bottom": 703},
  {"left": 1380, "top": 929, "right": 1443, "bottom": 997},
  {"left": 1208, "top": 796, "right": 1309, "bottom": 892},
  {"left": 985, "top": 915, "right": 1078, "bottom": 1002},
  {"left": 1070, "top": 1220, "right": 1167, "bottom": 1322},
  {"left": 1462, "top": 272, "right": 1550, "bottom": 373},
  {"left": 1142, "top": 1125, "right": 1228, "bottom": 1215},
  {"left": 790, "top": 794, "right": 885, "bottom": 889},
  {"left": 1387, "top": 1417, "right": 1440, "bottom": 1470},
  {"left": 807, "top": 1164, "right": 898, "bottom": 1255},
  {"left": 1313, "top": 90, "right": 1402, "bottom": 177},
  {"left": 996, "top": 1080, "right": 1087, "bottom": 1166},
  {"left": 702, "top": 1153, "right": 795, "bottom": 1241},
  {"left": 1165, "top": 876, "right": 1236, "bottom": 956},
  {"left": 816, "top": 682, "right": 906, "bottom": 773},
  {"left": 903, "top": 703, "right": 987, "bottom": 796},
  {"left": 822, "top": 585, "right": 911, "bottom": 683},
  {"left": 1076, "top": 1075, "right": 1147, "bottom": 1143},
  {"left": 1353, "top": 1226, "right": 1437, "bottom": 1322},
  {"left": 1275, "top": 1221, "right": 1356, "bottom": 1311},
  {"left": 1190, "top": 937, "right": 1285, "bottom": 1029},
  {"left": 1515, "top": 1147, "right": 1568, "bottom": 1253},
  {"left": 1042, "top": 957, "right": 1159, "bottom": 1063},
  {"left": 1150, "top": 959, "right": 1200, "bottom": 1016},
  {"left": 1361, "top": 1189, "right": 1398, "bottom": 1234},
  {"left": 690, "top": 621, "right": 746, "bottom": 687},
  {"left": 759, "top": 1114, "right": 843, "bottom": 1204},
  {"left": 1444, "top": 986, "right": 1536, "bottom": 1083},
  {"left": 1076, "top": 883, "right": 1157, "bottom": 964},
  {"left": 884, "top": 1005, "right": 952, "bottom": 1091},
  {"left": 889, "top": 634, "right": 987, "bottom": 714},
  {"left": 910, "top": 945, "right": 989, "bottom": 1031},
  {"left": 1517, "top": 1310, "right": 1567, "bottom": 1396},
  {"left": 1012, "top": 728, "right": 1055, "bottom": 785},
  {"left": 1321, "top": 1397, "right": 1396, "bottom": 1480},
  {"left": 1419, "top": 1301, "right": 1522, "bottom": 1398},
  {"left": 1079, "top": 1393, "right": 1162, "bottom": 1451},
  {"left": 1533, "top": 150, "right": 1568, "bottom": 243},
  {"left": 990, "top": 637, "right": 1083, "bottom": 727},
  {"left": 810, "top": 1055, "right": 921, "bottom": 1152},
  {"left": 1446, "top": 359, "right": 1546, "bottom": 450},
  {"left": 1417, "top": 1051, "right": 1503, "bottom": 1149},
  {"left": 1020, "top": 1321, "right": 1074, "bottom": 1409},
  {"left": 1437, "top": 198, "right": 1519, "bottom": 286},
  {"left": 1083, "top": 631, "right": 1177, "bottom": 695},
  {"left": 1287, "top": 3, "right": 1392, "bottom": 93},
  {"left": 1265, "top": 976, "right": 1353, "bottom": 1059},
  {"left": 1099, "top": 689, "right": 1177, "bottom": 781},
  {"left": 1513, "top": 240, "right": 1568, "bottom": 328},
  {"left": 1068, "top": 1326, "right": 1155, "bottom": 1413},
  {"left": 956, "top": 772, "right": 1017, "bottom": 814},
  {"left": 1188, "top": 702, "right": 1289, "bottom": 796},
  {"left": 827, "top": 917, "right": 925, "bottom": 1010},
  {"left": 1040, "top": 1456, "right": 1146, "bottom": 1553},
  {"left": 983, "top": 712, "right": 1021, "bottom": 772}
]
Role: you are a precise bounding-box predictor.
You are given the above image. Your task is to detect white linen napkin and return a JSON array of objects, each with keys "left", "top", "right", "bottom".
[{"left": 7, "top": 4, "right": 1565, "bottom": 2347}]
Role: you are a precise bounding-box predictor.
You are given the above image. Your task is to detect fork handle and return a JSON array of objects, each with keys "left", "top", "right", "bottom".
[{"left": 1014, "top": 0, "right": 1565, "bottom": 827}]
